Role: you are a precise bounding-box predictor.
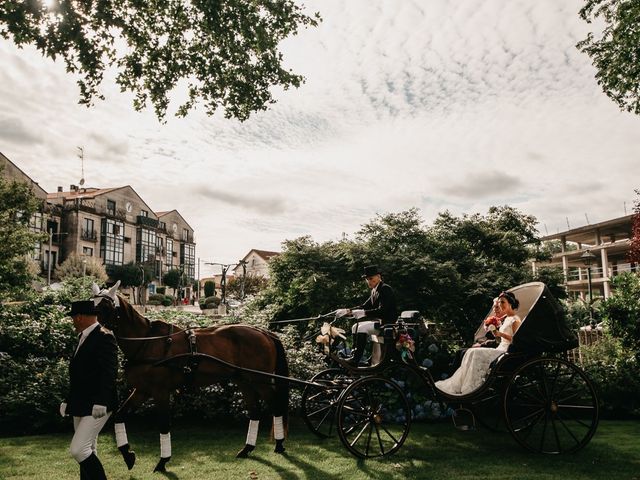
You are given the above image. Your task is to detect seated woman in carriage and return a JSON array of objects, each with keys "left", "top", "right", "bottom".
[{"left": 435, "top": 291, "right": 521, "bottom": 396}]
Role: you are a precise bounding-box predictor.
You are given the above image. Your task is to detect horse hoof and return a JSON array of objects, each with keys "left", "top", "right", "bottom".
[
  {"left": 125, "top": 450, "right": 136, "bottom": 470},
  {"left": 236, "top": 445, "right": 255, "bottom": 458},
  {"left": 118, "top": 444, "right": 136, "bottom": 470},
  {"left": 274, "top": 440, "right": 286, "bottom": 454},
  {"left": 153, "top": 456, "right": 170, "bottom": 472}
]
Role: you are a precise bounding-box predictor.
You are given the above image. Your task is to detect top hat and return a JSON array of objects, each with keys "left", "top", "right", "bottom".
[
  {"left": 69, "top": 300, "right": 98, "bottom": 316},
  {"left": 362, "top": 265, "right": 382, "bottom": 278}
]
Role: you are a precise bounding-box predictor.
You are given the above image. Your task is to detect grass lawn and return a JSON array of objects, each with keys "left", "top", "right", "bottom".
[{"left": 0, "top": 419, "right": 638, "bottom": 480}]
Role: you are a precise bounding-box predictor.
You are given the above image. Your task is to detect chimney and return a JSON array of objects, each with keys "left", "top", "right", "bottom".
[
  {"left": 70, "top": 184, "right": 77, "bottom": 191},
  {"left": 57, "top": 186, "right": 63, "bottom": 192}
]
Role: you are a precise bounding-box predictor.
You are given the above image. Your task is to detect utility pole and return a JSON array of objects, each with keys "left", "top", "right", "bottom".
[
  {"left": 197, "top": 256, "right": 201, "bottom": 299},
  {"left": 47, "top": 228, "right": 53, "bottom": 285}
]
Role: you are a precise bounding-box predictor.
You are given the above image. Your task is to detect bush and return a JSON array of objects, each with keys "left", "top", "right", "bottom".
[
  {"left": 162, "top": 296, "right": 173, "bottom": 307},
  {"left": 156, "top": 286, "right": 166, "bottom": 295},
  {"left": 199, "top": 296, "right": 221, "bottom": 309},
  {"left": 148, "top": 293, "right": 165, "bottom": 302},
  {"left": 581, "top": 334, "right": 640, "bottom": 418},
  {"left": 204, "top": 281, "right": 215, "bottom": 298}
]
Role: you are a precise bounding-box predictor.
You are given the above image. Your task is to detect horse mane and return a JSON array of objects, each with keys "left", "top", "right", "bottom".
[{"left": 116, "top": 293, "right": 187, "bottom": 334}]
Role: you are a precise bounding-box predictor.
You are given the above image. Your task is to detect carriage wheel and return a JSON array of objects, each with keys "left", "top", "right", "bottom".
[
  {"left": 504, "top": 357, "right": 599, "bottom": 454},
  {"left": 336, "top": 376, "right": 411, "bottom": 458},
  {"left": 301, "top": 368, "right": 350, "bottom": 438},
  {"left": 469, "top": 380, "right": 508, "bottom": 432},
  {"left": 382, "top": 364, "right": 435, "bottom": 422}
]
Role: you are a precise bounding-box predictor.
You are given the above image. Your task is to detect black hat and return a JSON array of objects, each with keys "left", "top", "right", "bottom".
[
  {"left": 362, "top": 265, "right": 382, "bottom": 278},
  {"left": 69, "top": 300, "right": 98, "bottom": 316}
]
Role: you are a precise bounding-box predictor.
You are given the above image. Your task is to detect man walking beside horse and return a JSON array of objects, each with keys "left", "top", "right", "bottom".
[{"left": 60, "top": 299, "right": 118, "bottom": 480}]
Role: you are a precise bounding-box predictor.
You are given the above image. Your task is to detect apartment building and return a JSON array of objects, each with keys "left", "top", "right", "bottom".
[
  {"left": 534, "top": 214, "right": 636, "bottom": 299},
  {"left": 1, "top": 152, "right": 196, "bottom": 293}
]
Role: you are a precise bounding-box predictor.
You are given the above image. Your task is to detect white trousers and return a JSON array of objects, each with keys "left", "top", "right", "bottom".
[{"left": 70, "top": 413, "right": 111, "bottom": 462}]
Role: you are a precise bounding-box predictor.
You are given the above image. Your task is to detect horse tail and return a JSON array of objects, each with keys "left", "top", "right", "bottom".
[{"left": 272, "top": 335, "right": 290, "bottom": 432}]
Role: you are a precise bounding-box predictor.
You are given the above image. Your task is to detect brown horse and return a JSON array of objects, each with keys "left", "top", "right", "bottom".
[{"left": 91, "top": 282, "right": 289, "bottom": 472}]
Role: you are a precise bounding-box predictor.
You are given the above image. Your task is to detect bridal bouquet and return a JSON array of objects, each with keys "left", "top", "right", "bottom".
[
  {"left": 396, "top": 333, "right": 416, "bottom": 360},
  {"left": 484, "top": 315, "right": 503, "bottom": 334}
]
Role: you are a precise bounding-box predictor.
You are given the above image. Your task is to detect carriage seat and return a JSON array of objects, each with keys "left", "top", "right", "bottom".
[{"left": 369, "top": 310, "right": 420, "bottom": 344}]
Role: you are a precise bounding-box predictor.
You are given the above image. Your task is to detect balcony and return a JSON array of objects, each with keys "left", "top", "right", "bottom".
[
  {"left": 137, "top": 215, "right": 159, "bottom": 228},
  {"left": 81, "top": 228, "right": 98, "bottom": 242}
]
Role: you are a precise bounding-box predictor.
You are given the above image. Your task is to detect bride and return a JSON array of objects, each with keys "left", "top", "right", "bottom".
[{"left": 436, "top": 291, "right": 521, "bottom": 396}]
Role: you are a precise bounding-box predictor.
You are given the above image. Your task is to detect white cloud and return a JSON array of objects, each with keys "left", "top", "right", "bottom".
[{"left": 1, "top": 0, "right": 639, "bottom": 277}]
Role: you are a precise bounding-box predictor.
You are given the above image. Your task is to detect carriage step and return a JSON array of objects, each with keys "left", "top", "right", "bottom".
[{"left": 451, "top": 407, "right": 476, "bottom": 431}]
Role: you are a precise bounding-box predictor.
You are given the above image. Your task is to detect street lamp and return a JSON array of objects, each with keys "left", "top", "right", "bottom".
[
  {"left": 139, "top": 265, "right": 145, "bottom": 308},
  {"left": 581, "top": 249, "right": 596, "bottom": 322}
]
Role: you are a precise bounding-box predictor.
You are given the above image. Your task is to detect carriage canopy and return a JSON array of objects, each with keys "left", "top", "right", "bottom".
[{"left": 473, "top": 282, "right": 577, "bottom": 354}]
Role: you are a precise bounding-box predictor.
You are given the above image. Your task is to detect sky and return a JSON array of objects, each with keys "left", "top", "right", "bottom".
[{"left": 1, "top": 0, "right": 639, "bottom": 278}]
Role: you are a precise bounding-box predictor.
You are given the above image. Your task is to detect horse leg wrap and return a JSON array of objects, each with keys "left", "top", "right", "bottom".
[
  {"left": 153, "top": 433, "right": 171, "bottom": 472},
  {"left": 273, "top": 416, "right": 285, "bottom": 454},
  {"left": 115, "top": 423, "right": 136, "bottom": 470},
  {"left": 236, "top": 420, "right": 259, "bottom": 458}
]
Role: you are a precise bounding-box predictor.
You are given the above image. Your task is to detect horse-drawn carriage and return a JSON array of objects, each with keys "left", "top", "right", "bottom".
[
  {"left": 299, "top": 282, "right": 599, "bottom": 458},
  {"left": 91, "top": 281, "right": 598, "bottom": 469}
]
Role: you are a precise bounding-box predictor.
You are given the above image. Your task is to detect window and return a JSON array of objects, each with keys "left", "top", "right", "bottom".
[
  {"left": 29, "top": 212, "right": 43, "bottom": 260},
  {"left": 100, "top": 218, "right": 124, "bottom": 266},
  {"left": 83, "top": 246, "right": 94, "bottom": 256},
  {"left": 182, "top": 228, "right": 189, "bottom": 242},
  {"left": 140, "top": 209, "right": 148, "bottom": 217},
  {"left": 180, "top": 243, "right": 196, "bottom": 279},
  {"left": 136, "top": 227, "right": 157, "bottom": 263},
  {"left": 166, "top": 238, "right": 173, "bottom": 270},
  {"left": 83, "top": 218, "right": 95, "bottom": 240},
  {"left": 159, "top": 221, "right": 166, "bottom": 230},
  {"left": 107, "top": 200, "right": 116, "bottom": 216}
]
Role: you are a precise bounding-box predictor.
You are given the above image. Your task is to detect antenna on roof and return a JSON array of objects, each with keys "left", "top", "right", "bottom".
[
  {"left": 77, "top": 146, "right": 85, "bottom": 186},
  {"left": 624, "top": 201, "right": 627, "bottom": 214},
  {"left": 566, "top": 217, "right": 571, "bottom": 230},
  {"left": 584, "top": 213, "right": 590, "bottom": 225},
  {"left": 543, "top": 223, "right": 549, "bottom": 235}
]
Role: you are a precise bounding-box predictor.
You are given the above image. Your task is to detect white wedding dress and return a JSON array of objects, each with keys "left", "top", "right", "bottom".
[{"left": 435, "top": 315, "right": 520, "bottom": 396}]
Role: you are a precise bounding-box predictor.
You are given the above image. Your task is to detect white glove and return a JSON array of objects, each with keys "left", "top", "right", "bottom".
[
  {"left": 335, "top": 308, "right": 349, "bottom": 318},
  {"left": 91, "top": 405, "right": 108, "bottom": 419},
  {"left": 352, "top": 309, "right": 366, "bottom": 319},
  {"left": 59, "top": 402, "right": 67, "bottom": 417}
]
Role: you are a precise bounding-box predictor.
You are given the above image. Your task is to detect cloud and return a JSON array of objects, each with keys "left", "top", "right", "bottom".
[
  {"left": 195, "top": 186, "right": 288, "bottom": 214},
  {"left": 0, "top": 117, "right": 42, "bottom": 145},
  {"left": 439, "top": 171, "right": 524, "bottom": 199}
]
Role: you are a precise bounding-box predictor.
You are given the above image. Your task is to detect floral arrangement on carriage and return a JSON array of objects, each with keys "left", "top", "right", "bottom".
[{"left": 395, "top": 333, "right": 415, "bottom": 361}]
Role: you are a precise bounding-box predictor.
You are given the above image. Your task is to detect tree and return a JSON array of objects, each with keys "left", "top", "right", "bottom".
[
  {"left": 163, "top": 268, "right": 183, "bottom": 296},
  {"left": 56, "top": 253, "right": 108, "bottom": 283},
  {"left": 109, "top": 262, "right": 152, "bottom": 303},
  {"left": 630, "top": 189, "right": 640, "bottom": 264},
  {"left": 204, "top": 280, "right": 216, "bottom": 298},
  {"left": 600, "top": 272, "right": 640, "bottom": 358},
  {"left": 227, "top": 274, "right": 268, "bottom": 298},
  {"left": 578, "top": 0, "right": 640, "bottom": 115},
  {"left": 0, "top": 1, "right": 319, "bottom": 121},
  {"left": 0, "top": 168, "right": 46, "bottom": 299}
]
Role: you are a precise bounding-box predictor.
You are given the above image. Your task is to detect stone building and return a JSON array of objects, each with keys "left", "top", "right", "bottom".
[{"left": 1, "top": 152, "right": 196, "bottom": 296}]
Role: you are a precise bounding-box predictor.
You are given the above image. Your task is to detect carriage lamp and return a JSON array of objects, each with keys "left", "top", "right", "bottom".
[{"left": 580, "top": 249, "right": 597, "bottom": 322}]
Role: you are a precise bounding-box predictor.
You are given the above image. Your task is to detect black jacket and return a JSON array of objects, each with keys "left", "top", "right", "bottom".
[
  {"left": 359, "top": 282, "right": 397, "bottom": 326},
  {"left": 66, "top": 325, "right": 118, "bottom": 417}
]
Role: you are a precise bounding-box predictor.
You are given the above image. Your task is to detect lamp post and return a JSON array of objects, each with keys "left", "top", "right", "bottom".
[
  {"left": 82, "top": 258, "right": 87, "bottom": 277},
  {"left": 139, "top": 265, "right": 145, "bottom": 308},
  {"left": 581, "top": 249, "right": 596, "bottom": 322}
]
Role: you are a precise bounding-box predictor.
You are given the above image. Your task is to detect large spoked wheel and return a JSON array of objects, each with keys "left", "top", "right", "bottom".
[
  {"left": 504, "top": 357, "right": 599, "bottom": 454},
  {"left": 301, "top": 368, "right": 350, "bottom": 438},
  {"left": 336, "top": 376, "right": 411, "bottom": 458},
  {"left": 469, "top": 379, "right": 508, "bottom": 432}
]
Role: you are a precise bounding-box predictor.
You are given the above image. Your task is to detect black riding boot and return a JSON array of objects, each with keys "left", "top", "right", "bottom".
[
  {"left": 79, "top": 453, "right": 107, "bottom": 480},
  {"left": 347, "top": 333, "right": 368, "bottom": 365}
]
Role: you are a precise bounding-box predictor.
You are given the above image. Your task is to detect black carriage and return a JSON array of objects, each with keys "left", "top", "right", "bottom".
[{"left": 300, "top": 282, "right": 599, "bottom": 459}]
